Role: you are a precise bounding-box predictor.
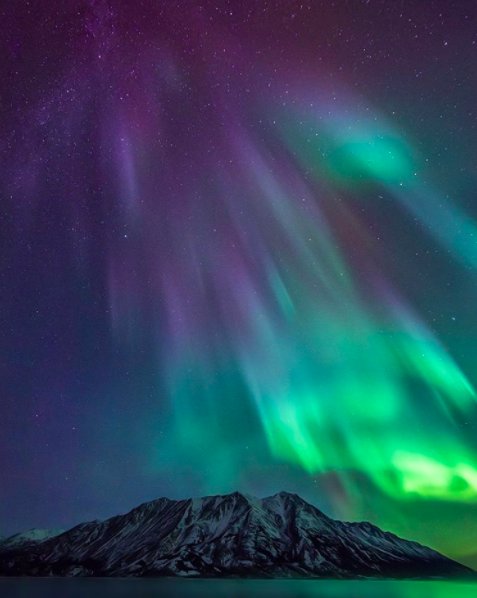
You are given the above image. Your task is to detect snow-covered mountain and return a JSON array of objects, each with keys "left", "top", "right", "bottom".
[
  {"left": 0, "top": 528, "right": 64, "bottom": 550},
  {"left": 0, "top": 491, "right": 471, "bottom": 578}
]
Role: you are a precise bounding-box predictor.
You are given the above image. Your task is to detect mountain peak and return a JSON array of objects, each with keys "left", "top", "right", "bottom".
[
  {"left": 208, "top": 490, "right": 250, "bottom": 501},
  {"left": 263, "top": 490, "right": 303, "bottom": 506},
  {"left": 267, "top": 490, "right": 304, "bottom": 502}
]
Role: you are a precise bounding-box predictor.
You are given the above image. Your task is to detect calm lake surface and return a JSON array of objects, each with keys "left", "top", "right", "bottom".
[{"left": 0, "top": 578, "right": 476, "bottom": 597}]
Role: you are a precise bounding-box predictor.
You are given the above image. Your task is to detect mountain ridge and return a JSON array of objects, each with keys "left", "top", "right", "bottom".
[{"left": 0, "top": 491, "right": 473, "bottom": 579}]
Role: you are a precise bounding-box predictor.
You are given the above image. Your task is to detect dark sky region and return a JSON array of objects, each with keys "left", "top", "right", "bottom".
[{"left": 1, "top": 0, "right": 477, "bottom": 568}]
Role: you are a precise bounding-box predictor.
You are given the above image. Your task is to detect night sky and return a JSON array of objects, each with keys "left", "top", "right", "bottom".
[{"left": 1, "top": 0, "right": 477, "bottom": 567}]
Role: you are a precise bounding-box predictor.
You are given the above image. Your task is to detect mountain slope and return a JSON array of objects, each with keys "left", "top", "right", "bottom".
[{"left": 0, "top": 491, "right": 471, "bottom": 578}]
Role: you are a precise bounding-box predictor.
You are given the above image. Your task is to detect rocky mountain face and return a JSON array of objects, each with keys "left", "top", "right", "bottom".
[{"left": 0, "top": 491, "right": 471, "bottom": 578}]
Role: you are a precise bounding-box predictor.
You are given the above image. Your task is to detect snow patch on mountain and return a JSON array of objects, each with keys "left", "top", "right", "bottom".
[{"left": 0, "top": 528, "right": 64, "bottom": 549}]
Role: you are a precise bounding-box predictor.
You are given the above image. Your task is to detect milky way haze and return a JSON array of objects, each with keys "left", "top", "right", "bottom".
[{"left": 1, "top": 0, "right": 477, "bottom": 568}]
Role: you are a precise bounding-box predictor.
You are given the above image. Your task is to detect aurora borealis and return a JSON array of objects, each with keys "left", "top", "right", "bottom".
[{"left": 1, "top": 0, "right": 477, "bottom": 567}]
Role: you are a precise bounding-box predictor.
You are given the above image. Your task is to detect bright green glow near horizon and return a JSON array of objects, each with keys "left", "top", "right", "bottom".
[{"left": 392, "top": 453, "right": 477, "bottom": 500}]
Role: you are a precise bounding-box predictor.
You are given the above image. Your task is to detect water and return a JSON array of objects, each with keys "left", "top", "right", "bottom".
[{"left": 0, "top": 578, "right": 476, "bottom": 598}]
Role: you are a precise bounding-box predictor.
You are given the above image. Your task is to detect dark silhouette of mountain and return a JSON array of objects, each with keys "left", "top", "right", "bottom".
[{"left": 0, "top": 491, "right": 472, "bottom": 578}]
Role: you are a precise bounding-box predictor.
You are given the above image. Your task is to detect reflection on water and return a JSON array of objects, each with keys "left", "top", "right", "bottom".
[{"left": 0, "top": 578, "right": 476, "bottom": 598}]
